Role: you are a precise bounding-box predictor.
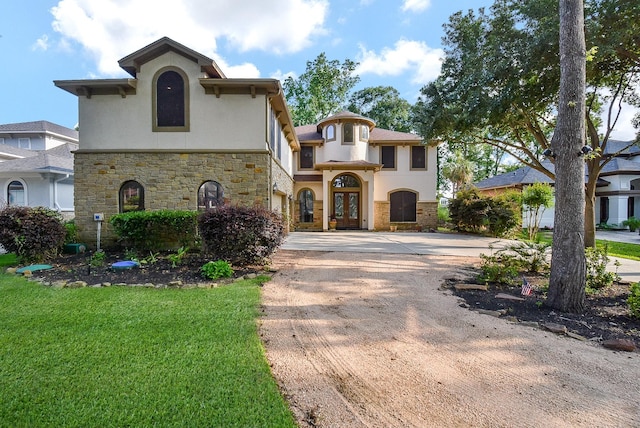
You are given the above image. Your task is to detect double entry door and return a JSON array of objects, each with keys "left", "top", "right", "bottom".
[{"left": 333, "top": 191, "right": 360, "bottom": 229}]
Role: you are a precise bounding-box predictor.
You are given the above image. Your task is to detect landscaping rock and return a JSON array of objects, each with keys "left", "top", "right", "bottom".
[
  {"left": 454, "top": 283, "right": 488, "bottom": 291},
  {"left": 566, "top": 331, "right": 588, "bottom": 341},
  {"left": 5, "top": 267, "right": 17, "bottom": 275},
  {"left": 602, "top": 339, "right": 637, "bottom": 352},
  {"left": 495, "top": 293, "right": 525, "bottom": 302},
  {"left": 542, "top": 323, "right": 568, "bottom": 334},
  {"left": 477, "top": 309, "right": 502, "bottom": 318},
  {"left": 67, "top": 281, "right": 87, "bottom": 288}
]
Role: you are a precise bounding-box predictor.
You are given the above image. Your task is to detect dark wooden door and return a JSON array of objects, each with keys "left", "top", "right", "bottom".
[{"left": 333, "top": 191, "right": 360, "bottom": 229}]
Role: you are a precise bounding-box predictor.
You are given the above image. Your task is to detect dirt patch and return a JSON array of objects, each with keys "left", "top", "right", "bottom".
[{"left": 260, "top": 250, "right": 640, "bottom": 427}]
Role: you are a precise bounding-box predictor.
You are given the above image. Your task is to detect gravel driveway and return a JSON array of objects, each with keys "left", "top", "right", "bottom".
[{"left": 260, "top": 249, "right": 640, "bottom": 427}]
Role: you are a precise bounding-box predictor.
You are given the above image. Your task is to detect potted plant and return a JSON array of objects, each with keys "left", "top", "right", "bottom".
[
  {"left": 329, "top": 217, "right": 337, "bottom": 230},
  {"left": 622, "top": 216, "right": 640, "bottom": 232}
]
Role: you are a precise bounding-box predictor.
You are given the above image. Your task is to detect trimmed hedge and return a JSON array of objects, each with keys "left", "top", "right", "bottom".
[
  {"left": 110, "top": 210, "right": 199, "bottom": 251},
  {"left": 0, "top": 206, "right": 66, "bottom": 262},
  {"left": 198, "top": 205, "right": 284, "bottom": 266}
]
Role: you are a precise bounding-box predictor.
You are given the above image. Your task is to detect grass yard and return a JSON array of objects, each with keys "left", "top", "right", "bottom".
[
  {"left": 534, "top": 231, "right": 640, "bottom": 261},
  {"left": 0, "top": 271, "right": 295, "bottom": 428}
]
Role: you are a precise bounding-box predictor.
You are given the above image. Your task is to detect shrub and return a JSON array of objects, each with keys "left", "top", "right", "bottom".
[
  {"left": 0, "top": 206, "right": 66, "bottom": 262},
  {"left": 585, "top": 244, "right": 620, "bottom": 292},
  {"left": 110, "top": 210, "right": 199, "bottom": 251},
  {"left": 449, "top": 188, "right": 519, "bottom": 237},
  {"left": 201, "top": 260, "right": 234, "bottom": 280},
  {"left": 198, "top": 205, "right": 284, "bottom": 266},
  {"left": 64, "top": 220, "right": 78, "bottom": 244},
  {"left": 628, "top": 283, "right": 640, "bottom": 318},
  {"left": 479, "top": 251, "right": 521, "bottom": 285}
]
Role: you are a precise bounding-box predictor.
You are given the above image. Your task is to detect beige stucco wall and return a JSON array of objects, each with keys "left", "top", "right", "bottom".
[
  {"left": 74, "top": 151, "right": 271, "bottom": 247},
  {"left": 77, "top": 53, "right": 270, "bottom": 152}
]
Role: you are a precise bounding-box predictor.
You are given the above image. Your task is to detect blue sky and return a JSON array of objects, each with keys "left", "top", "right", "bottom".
[{"left": 2, "top": 0, "right": 637, "bottom": 139}]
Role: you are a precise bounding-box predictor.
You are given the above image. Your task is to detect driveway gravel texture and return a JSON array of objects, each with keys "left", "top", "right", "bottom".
[{"left": 260, "top": 250, "right": 640, "bottom": 428}]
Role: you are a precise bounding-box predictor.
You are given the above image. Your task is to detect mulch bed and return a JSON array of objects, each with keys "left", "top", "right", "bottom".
[
  {"left": 27, "top": 250, "right": 261, "bottom": 286},
  {"left": 447, "top": 272, "right": 640, "bottom": 350}
]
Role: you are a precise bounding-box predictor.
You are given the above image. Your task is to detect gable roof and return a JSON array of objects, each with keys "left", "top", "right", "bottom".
[
  {"left": 0, "top": 120, "right": 78, "bottom": 141},
  {"left": 600, "top": 157, "right": 640, "bottom": 176},
  {"left": 118, "top": 37, "right": 225, "bottom": 78}
]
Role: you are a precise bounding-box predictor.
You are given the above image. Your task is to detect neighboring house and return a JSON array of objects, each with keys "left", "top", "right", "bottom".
[
  {"left": 55, "top": 37, "right": 438, "bottom": 246},
  {"left": 0, "top": 121, "right": 78, "bottom": 219},
  {"left": 293, "top": 111, "right": 438, "bottom": 231},
  {"left": 475, "top": 140, "right": 640, "bottom": 228}
]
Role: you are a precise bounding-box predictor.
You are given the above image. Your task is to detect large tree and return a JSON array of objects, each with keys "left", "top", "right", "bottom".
[
  {"left": 412, "top": 0, "right": 640, "bottom": 247},
  {"left": 347, "top": 86, "right": 413, "bottom": 132},
  {"left": 283, "top": 53, "right": 360, "bottom": 126},
  {"left": 547, "top": 0, "right": 587, "bottom": 312}
]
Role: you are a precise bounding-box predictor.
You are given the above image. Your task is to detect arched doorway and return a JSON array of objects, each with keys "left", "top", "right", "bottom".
[{"left": 331, "top": 173, "right": 361, "bottom": 229}]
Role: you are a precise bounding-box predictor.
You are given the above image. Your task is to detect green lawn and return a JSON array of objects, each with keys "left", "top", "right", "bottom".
[
  {"left": 0, "top": 271, "right": 295, "bottom": 428},
  {"left": 534, "top": 231, "right": 640, "bottom": 261}
]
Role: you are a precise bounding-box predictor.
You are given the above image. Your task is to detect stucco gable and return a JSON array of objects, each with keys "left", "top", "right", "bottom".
[{"left": 118, "top": 36, "right": 225, "bottom": 78}]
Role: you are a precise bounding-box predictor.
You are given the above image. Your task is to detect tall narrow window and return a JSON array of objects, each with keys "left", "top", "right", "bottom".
[
  {"left": 361, "top": 125, "right": 369, "bottom": 141},
  {"left": 343, "top": 123, "right": 354, "bottom": 144},
  {"left": 198, "top": 181, "right": 224, "bottom": 210},
  {"left": 299, "top": 189, "right": 314, "bottom": 223},
  {"left": 300, "top": 146, "right": 314, "bottom": 169},
  {"left": 154, "top": 69, "right": 189, "bottom": 131},
  {"left": 411, "top": 145, "right": 427, "bottom": 170},
  {"left": 7, "top": 180, "right": 25, "bottom": 205},
  {"left": 119, "top": 181, "right": 144, "bottom": 213},
  {"left": 381, "top": 146, "right": 396, "bottom": 169}
]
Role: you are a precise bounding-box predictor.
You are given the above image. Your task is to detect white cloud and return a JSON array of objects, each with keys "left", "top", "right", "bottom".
[
  {"left": 32, "top": 35, "right": 50, "bottom": 51},
  {"left": 270, "top": 69, "right": 297, "bottom": 81},
  {"left": 355, "top": 39, "right": 443, "bottom": 85},
  {"left": 401, "top": 0, "right": 430, "bottom": 13},
  {"left": 49, "top": 0, "right": 328, "bottom": 76}
]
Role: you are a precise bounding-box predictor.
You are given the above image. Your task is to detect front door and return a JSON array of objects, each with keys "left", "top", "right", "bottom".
[{"left": 334, "top": 191, "right": 360, "bottom": 229}]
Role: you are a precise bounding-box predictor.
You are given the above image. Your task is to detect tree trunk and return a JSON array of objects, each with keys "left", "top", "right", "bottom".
[
  {"left": 547, "top": 0, "right": 587, "bottom": 313},
  {"left": 584, "top": 177, "right": 597, "bottom": 248}
]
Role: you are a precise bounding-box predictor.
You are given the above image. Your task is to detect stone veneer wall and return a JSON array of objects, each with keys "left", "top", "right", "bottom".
[
  {"left": 292, "top": 197, "right": 324, "bottom": 231},
  {"left": 374, "top": 201, "right": 438, "bottom": 231},
  {"left": 74, "top": 151, "right": 271, "bottom": 247}
]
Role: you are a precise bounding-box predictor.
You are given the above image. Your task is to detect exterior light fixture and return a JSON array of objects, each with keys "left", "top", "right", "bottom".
[
  {"left": 579, "top": 145, "right": 593, "bottom": 155},
  {"left": 272, "top": 183, "right": 278, "bottom": 193},
  {"left": 542, "top": 148, "right": 555, "bottom": 158}
]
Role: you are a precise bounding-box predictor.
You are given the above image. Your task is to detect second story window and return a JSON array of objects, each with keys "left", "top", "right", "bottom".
[
  {"left": 411, "top": 145, "right": 427, "bottom": 170},
  {"left": 361, "top": 125, "right": 369, "bottom": 141},
  {"left": 300, "top": 146, "right": 314, "bottom": 169},
  {"left": 381, "top": 146, "right": 396, "bottom": 169},
  {"left": 343, "top": 123, "right": 354, "bottom": 145},
  {"left": 326, "top": 125, "right": 335, "bottom": 141},
  {"left": 154, "top": 69, "right": 189, "bottom": 131}
]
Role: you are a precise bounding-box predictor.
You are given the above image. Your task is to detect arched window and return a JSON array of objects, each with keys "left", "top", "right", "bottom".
[
  {"left": 332, "top": 174, "right": 360, "bottom": 188},
  {"left": 325, "top": 125, "right": 335, "bottom": 141},
  {"left": 198, "top": 181, "right": 224, "bottom": 210},
  {"left": 299, "top": 189, "right": 314, "bottom": 223},
  {"left": 7, "top": 180, "right": 25, "bottom": 205},
  {"left": 390, "top": 190, "right": 417, "bottom": 222},
  {"left": 154, "top": 69, "right": 189, "bottom": 131},
  {"left": 361, "top": 125, "right": 369, "bottom": 141},
  {"left": 119, "top": 181, "right": 144, "bottom": 213}
]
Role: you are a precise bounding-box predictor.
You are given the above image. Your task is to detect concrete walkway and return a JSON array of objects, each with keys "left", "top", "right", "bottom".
[{"left": 281, "top": 231, "right": 640, "bottom": 283}]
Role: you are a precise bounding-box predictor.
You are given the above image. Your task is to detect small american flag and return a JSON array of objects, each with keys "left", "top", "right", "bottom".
[{"left": 521, "top": 275, "right": 532, "bottom": 296}]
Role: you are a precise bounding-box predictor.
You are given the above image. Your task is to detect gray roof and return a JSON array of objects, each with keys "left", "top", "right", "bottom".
[
  {"left": 600, "top": 157, "right": 640, "bottom": 175},
  {"left": 0, "top": 144, "right": 37, "bottom": 159},
  {"left": 603, "top": 139, "right": 640, "bottom": 156},
  {"left": 475, "top": 164, "right": 555, "bottom": 189},
  {"left": 0, "top": 121, "right": 78, "bottom": 140},
  {"left": 295, "top": 120, "right": 422, "bottom": 144},
  {"left": 475, "top": 161, "right": 612, "bottom": 189},
  {"left": 0, "top": 142, "right": 76, "bottom": 175}
]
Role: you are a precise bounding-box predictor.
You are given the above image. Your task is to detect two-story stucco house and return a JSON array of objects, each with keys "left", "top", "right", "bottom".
[
  {"left": 0, "top": 121, "right": 77, "bottom": 219},
  {"left": 293, "top": 111, "right": 438, "bottom": 231},
  {"left": 55, "top": 37, "right": 438, "bottom": 246}
]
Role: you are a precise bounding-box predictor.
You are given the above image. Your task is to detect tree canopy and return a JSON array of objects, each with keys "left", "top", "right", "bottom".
[
  {"left": 283, "top": 53, "right": 360, "bottom": 126},
  {"left": 412, "top": 0, "right": 640, "bottom": 247},
  {"left": 347, "top": 86, "right": 413, "bottom": 132}
]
